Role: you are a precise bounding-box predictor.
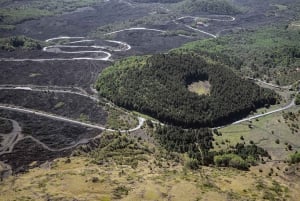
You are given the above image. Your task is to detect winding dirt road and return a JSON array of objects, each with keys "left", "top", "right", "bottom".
[
  {"left": 175, "top": 15, "right": 236, "bottom": 38},
  {"left": 1, "top": 36, "right": 132, "bottom": 62},
  {"left": 232, "top": 98, "right": 295, "bottom": 125},
  {"left": 0, "top": 104, "right": 145, "bottom": 154},
  {"left": 247, "top": 77, "right": 293, "bottom": 90},
  {"left": 104, "top": 27, "right": 167, "bottom": 35},
  {"left": 0, "top": 104, "right": 145, "bottom": 133},
  {"left": 0, "top": 118, "right": 23, "bottom": 155},
  {"left": 0, "top": 86, "right": 99, "bottom": 102},
  {"left": 0, "top": 117, "right": 143, "bottom": 154}
]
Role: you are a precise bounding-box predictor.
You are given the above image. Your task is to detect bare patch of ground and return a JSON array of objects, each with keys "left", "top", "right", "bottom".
[{"left": 188, "top": 80, "right": 211, "bottom": 95}]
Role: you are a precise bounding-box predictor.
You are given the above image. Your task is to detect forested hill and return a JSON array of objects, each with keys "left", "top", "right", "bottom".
[
  {"left": 96, "top": 53, "right": 277, "bottom": 128},
  {"left": 173, "top": 27, "right": 300, "bottom": 85}
]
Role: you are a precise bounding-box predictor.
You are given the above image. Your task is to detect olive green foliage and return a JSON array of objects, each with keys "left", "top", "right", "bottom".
[
  {"left": 295, "top": 94, "right": 300, "bottom": 105},
  {"left": 175, "top": 27, "right": 300, "bottom": 84},
  {"left": 177, "top": 0, "right": 241, "bottom": 15},
  {"left": 0, "top": 8, "right": 51, "bottom": 26},
  {"left": 0, "top": 36, "right": 43, "bottom": 51},
  {"left": 96, "top": 53, "right": 276, "bottom": 127},
  {"left": 0, "top": 0, "right": 104, "bottom": 27},
  {"left": 155, "top": 125, "right": 213, "bottom": 165},
  {"left": 154, "top": 125, "right": 268, "bottom": 170},
  {"left": 83, "top": 133, "right": 151, "bottom": 167},
  {"left": 290, "top": 152, "right": 300, "bottom": 164},
  {"left": 113, "top": 185, "right": 130, "bottom": 199},
  {"left": 214, "top": 154, "right": 248, "bottom": 170},
  {"left": 214, "top": 143, "right": 269, "bottom": 170}
]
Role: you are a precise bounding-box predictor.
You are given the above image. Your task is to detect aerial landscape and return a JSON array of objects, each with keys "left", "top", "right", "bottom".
[{"left": 0, "top": 0, "right": 300, "bottom": 200}]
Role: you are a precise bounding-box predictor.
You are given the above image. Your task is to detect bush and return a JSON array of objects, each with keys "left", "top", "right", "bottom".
[
  {"left": 113, "top": 186, "right": 130, "bottom": 199},
  {"left": 0, "top": 36, "right": 42, "bottom": 51},
  {"left": 185, "top": 158, "right": 200, "bottom": 170},
  {"left": 295, "top": 94, "right": 300, "bottom": 105},
  {"left": 290, "top": 152, "right": 300, "bottom": 164},
  {"left": 214, "top": 154, "right": 248, "bottom": 170}
]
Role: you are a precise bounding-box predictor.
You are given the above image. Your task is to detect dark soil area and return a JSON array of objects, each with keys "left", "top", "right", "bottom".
[
  {"left": 0, "top": 49, "right": 109, "bottom": 59},
  {"left": 3, "top": 1, "right": 151, "bottom": 40},
  {"left": 113, "top": 31, "right": 194, "bottom": 55},
  {"left": 0, "top": 109, "right": 101, "bottom": 149},
  {"left": 0, "top": 118, "right": 13, "bottom": 134},
  {"left": 0, "top": 89, "right": 108, "bottom": 125},
  {"left": 0, "top": 60, "right": 108, "bottom": 90},
  {"left": 0, "top": 137, "right": 72, "bottom": 173},
  {"left": 0, "top": 109, "right": 102, "bottom": 173}
]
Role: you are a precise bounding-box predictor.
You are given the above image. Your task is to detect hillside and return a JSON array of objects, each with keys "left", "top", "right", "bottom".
[
  {"left": 174, "top": 26, "right": 300, "bottom": 85},
  {"left": 96, "top": 53, "right": 277, "bottom": 128}
]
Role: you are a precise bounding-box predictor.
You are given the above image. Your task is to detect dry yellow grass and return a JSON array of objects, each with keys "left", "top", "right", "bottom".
[
  {"left": 188, "top": 81, "right": 211, "bottom": 95},
  {"left": 1, "top": 153, "right": 300, "bottom": 201}
]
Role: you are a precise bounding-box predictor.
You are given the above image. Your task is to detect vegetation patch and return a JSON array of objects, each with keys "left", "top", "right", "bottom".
[
  {"left": 155, "top": 125, "right": 213, "bottom": 166},
  {"left": 0, "top": 36, "right": 43, "bottom": 51},
  {"left": 290, "top": 152, "right": 300, "bottom": 164},
  {"left": 174, "top": 26, "right": 300, "bottom": 85},
  {"left": 96, "top": 53, "right": 277, "bottom": 128},
  {"left": 75, "top": 132, "right": 152, "bottom": 168},
  {"left": 295, "top": 94, "right": 300, "bottom": 105},
  {"left": 0, "top": 0, "right": 107, "bottom": 27},
  {"left": 214, "top": 143, "right": 270, "bottom": 170},
  {"left": 105, "top": 107, "right": 138, "bottom": 130},
  {"left": 176, "top": 0, "right": 242, "bottom": 15}
]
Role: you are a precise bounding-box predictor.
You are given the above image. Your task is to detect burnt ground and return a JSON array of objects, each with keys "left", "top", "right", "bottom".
[
  {"left": 1, "top": 0, "right": 152, "bottom": 40},
  {"left": 0, "top": 60, "right": 108, "bottom": 90},
  {"left": 0, "top": 118, "right": 13, "bottom": 134},
  {"left": 0, "top": 89, "right": 107, "bottom": 125},
  {"left": 112, "top": 31, "right": 194, "bottom": 55},
  {"left": 0, "top": 109, "right": 101, "bottom": 173},
  {"left": 0, "top": 137, "right": 72, "bottom": 173}
]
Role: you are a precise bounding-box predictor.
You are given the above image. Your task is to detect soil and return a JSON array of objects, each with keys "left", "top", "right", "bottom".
[
  {"left": 0, "top": 118, "right": 13, "bottom": 134},
  {"left": 0, "top": 109, "right": 101, "bottom": 173},
  {"left": 0, "top": 89, "right": 108, "bottom": 125},
  {"left": 0, "top": 60, "right": 108, "bottom": 91},
  {"left": 6, "top": 1, "right": 152, "bottom": 40}
]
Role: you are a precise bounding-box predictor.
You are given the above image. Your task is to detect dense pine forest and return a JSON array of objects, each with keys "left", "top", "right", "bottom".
[{"left": 96, "top": 53, "right": 277, "bottom": 128}]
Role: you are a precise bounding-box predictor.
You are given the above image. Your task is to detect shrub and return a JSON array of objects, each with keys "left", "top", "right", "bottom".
[
  {"left": 290, "top": 152, "right": 300, "bottom": 164},
  {"left": 214, "top": 154, "right": 248, "bottom": 170}
]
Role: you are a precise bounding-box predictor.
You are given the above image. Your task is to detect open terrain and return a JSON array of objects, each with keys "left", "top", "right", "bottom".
[{"left": 0, "top": 0, "right": 300, "bottom": 200}]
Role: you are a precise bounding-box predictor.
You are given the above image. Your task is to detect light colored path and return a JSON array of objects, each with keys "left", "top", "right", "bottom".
[
  {"left": 0, "top": 104, "right": 145, "bottom": 153},
  {"left": 104, "top": 27, "right": 166, "bottom": 35},
  {"left": 0, "top": 104, "right": 144, "bottom": 133},
  {"left": 184, "top": 25, "right": 217, "bottom": 38},
  {"left": 0, "top": 118, "right": 23, "bottom": 155},
  {"left": 247, "top": 77, "right": 293, "bottom": 90},
  {"left": 0, "top": 86, "right": 99, "bottom": 102},
  {"left": 176, "top": 15, "right": 236, "bottom": 38},
  {"left": 0, "top": 36, "right": 131, "bottom": 61},
  {"left": 231, "top": 99, "right": 295, "bottom": 125},
  {"left": 177, "top": 15, "right": 235, "bottom": 22}
]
